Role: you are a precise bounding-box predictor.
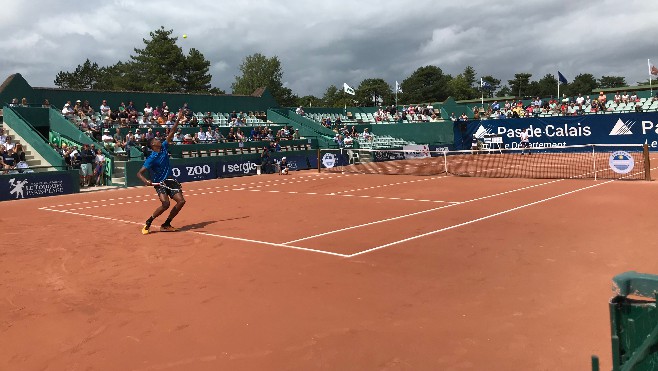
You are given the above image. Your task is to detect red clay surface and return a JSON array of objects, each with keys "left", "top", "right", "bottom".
[{"left": 2, "top": 169, "right": 658, "bottom": 370}]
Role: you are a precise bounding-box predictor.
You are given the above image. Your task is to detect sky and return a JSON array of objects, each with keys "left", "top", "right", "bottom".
[{"left": 2, "top": 0, "right": 658, "bottom": 97}]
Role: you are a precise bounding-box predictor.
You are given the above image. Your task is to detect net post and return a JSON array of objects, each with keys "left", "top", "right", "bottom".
[
  {"left": 644, "top": 143, "right": 651, "bottom": 181},
  {"left": 443, "top": 150, "right": 448, "bottom": 174},
  {"left": 317, "top": 148, "right": 321, "bottom": 173}
]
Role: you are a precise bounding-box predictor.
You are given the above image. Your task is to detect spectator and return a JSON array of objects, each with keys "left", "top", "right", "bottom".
[
  {"left": 42, "top": 99, "right": 51, "bottom": 108},
  {"left": 279, "top": 157, "right": 290, "bottom": 175},
  {"left": 260, "top": 145, "right": 274, "bottom": 173},
  {"left": 598, "top": 91, "right": 608, "bottom": 106},
  {"left": 93, "top": 149, "right": 106, "bottom": 186},
  {"left": 20, "top": 98, "right": 28, "bottom": 107},
  {"left": 292, "top": 128, "right": 300, "bottom": 140},
  {"left": 361, "top": 127, "right": 373, "bottom": 141},
  {"left": 195, "top": 127, "right": 207, "bottom": 143},
  {"left": 621, "top": 92, "right": 629, "bottom": 104},
  {"left": 80, "top": 144, "right": 95, "bottom": 187},
  {"left": 100, "top": 99, "right": 111, "bottom": 117},
  {"left": 9, "top": 98, "right": 19, "bottom": 107},
  {"left": 61, "top": 102, "right": 75, "bottom": 119},
  {"left": 0, "top": 127, "right": 6, "bottom": 147},
  {"left": 143, "top": 102, "right": 153, "bottom": 117},
  {"left": 101, "top": 129, "right": 114, "bottom": 150},
  {"left": 4, "top": 136, "right": 15, "bottom": 153},
  {"left": 295, "top": 106, "right": 305, "bottom": 115},
  {"left": 2, "top": 145, "right": 15, "bottom": 173},
  {"left": 614, "top": 93, "right": 622, "bottom": 104}
]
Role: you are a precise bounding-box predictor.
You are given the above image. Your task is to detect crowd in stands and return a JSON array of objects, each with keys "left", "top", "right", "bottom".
[
  {"left": 45, "top": 97, "right": 297, "bottom": 157},
  {"left": 50, "top": 142, "right": 106, "bottom": 187},
  {"left": 0, "top": 127, "right": 30, "bottom": 174},
  {"left": 462, "top": 91, "right": 658, "bottom": 120}
]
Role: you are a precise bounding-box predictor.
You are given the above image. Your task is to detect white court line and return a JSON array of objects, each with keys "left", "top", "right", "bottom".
[
  {"left": 231, "top": 188, "right": 459, "bottom": 204},
  {"left": 42, "top": 173, "right": 338, "bottom": 209},
  {"left": 39, "top": 207, "right": 348, "bottom": 258},
  {"left": 347, "top": 180, "right": 613, "bottom": 257},
  {"left": 282, "top": 178, "right": 564, "bottom": 244}
]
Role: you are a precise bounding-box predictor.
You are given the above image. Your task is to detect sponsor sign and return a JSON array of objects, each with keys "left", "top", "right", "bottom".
[
  {"left": 322, "top": 153, "right": 337, "bottom": 168},
  {"left": 373, "top": 150, "right": 406, "bottom": 162},
  {"left": 170, "top": 162, "right": 215, "bottom": 183},
  {"left": 402, "top": 144, "right": 430, "bottom": 159},
  {"left": 0, "top": 172, "right": 76, "bottom": 201},
  {"left": 453, "top": 113, "right": 658, "bottom": 151},
  {"left": 217, "top": 159, "right": 260, "bottom": 177},
  {"left": 609, "top": 151, "right": 635, "bottom": 174}
]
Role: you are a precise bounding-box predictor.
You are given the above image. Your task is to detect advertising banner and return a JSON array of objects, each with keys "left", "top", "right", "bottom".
[
  {"left": 402, "top": 144, "right": 431, "bottom": 159},
  {"left": 0, "top": 171, "right": 77, "bottom": 201},
  {"left": 169, "top": 161, "right": 216, "bottom": 183},
  {"left": 453, "top": 113, "right": 658, "bottom": 151}
]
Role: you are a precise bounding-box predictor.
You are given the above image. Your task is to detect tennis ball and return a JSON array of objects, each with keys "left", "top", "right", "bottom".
[{"left": 183, "top": 34, "right": 187, "bottom": 39}]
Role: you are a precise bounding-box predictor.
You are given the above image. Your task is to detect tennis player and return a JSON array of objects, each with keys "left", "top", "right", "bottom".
[
  {"left": 137, "top": 118, "right": 186, "bottom": 234},
  {"left": 520, "top": 128, "right": 531, "bottom": 155}
]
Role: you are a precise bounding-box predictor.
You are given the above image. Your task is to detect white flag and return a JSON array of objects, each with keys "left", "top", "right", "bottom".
[
  {"left": 395, "top": 81, "right": 403, "bottom": 93},
  {"left": 343, "top": 83, "right": 355, "bottom": 95}
]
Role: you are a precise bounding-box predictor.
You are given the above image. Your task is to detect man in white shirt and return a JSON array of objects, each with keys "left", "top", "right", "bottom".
[
  {"left": 99, "top": 100, "right": 111, "bottom": 116},
  {"left": 520, "top": 128, "right": 531, "bottom": 155}
]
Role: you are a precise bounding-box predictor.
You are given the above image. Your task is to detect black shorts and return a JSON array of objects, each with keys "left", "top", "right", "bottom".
[{"left": 154, "top": 178, "right": 182, "bottom": 198}]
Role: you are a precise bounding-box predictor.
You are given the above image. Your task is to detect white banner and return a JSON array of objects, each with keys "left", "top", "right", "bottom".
[{"left": 403, "top": 144, "right": 430, "bottom": 159}]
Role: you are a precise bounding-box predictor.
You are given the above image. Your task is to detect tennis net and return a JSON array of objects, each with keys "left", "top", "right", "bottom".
[{"left": 319, "top": 144, "right": 651, "bottom": 180}]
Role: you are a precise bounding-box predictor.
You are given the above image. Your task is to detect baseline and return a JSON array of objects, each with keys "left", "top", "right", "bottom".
[{"left": 38, "top": 207, "right": 348, "bottom": 258}]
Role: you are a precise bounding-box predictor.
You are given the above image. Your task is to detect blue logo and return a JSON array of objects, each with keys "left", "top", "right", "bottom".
[{"left": 608, "top": 151, "right": 635, "bottom": 174}]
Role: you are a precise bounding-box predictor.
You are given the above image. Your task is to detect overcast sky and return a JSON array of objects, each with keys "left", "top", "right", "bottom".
[{"left": 2, "top": 0, "right": 657, "bottom": 97}]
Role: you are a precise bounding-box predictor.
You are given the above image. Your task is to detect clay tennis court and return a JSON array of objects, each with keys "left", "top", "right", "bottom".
[{"left": 3, "top": 165, "right": 658, "bottom": 370}]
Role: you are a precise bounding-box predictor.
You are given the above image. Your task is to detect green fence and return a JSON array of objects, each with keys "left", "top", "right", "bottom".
[{"left": 596, "top": 271, "right": 658, "bottom": 371}]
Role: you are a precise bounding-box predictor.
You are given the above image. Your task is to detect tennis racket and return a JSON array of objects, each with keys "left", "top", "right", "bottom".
[{"left": 154, "top": 179, "right": 182, "bottom": 191}]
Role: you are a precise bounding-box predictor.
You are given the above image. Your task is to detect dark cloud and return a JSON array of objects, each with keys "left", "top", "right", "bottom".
[{"left": 2, "top": 0, "right": 658, "bottom": 97}]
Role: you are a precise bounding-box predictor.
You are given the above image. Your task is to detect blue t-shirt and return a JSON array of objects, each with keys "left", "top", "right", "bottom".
[{"left": 143, "top": 140, "right": 171, "bottom": 183}]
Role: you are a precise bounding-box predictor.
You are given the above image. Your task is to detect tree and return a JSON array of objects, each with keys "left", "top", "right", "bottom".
[
  {"left": 496, "top": 85, "right": 512, "bottom": 97},
  {"left": 462, "top": 66, "right": 477, "bottom": 89},
  {"left": 566, "top": 73, "right": 597, "bottom": 97},
  {"left": 446, "top": 75, "right": 473, "bottom": 101},
  {"left": 480, "top": 75, "right": 500, "bottom": 98},
  {"left": 182, "top": 48, "right": 212, "bottom": 93},
  {"left": 508, "top": 73, "right": 532, "bottom": 98},
  {"left": 130, "top": 27, "right": 187, "bottom": 92},
  {"left": 534, "top": 74, "right": 559, "bottom": 99},
  {"left": 297, "top": 95, "right": 321, "bottom": 108},
  {"left": 599, "top": 75, "right": 627, "bottom": 89},
  {"left": 355, "top": 78, "right": 393, "bottom": 106},
  {"left": 399, "top": 66, "right": 451, "bottom": 104},
  {"left": 231, "top": 53, "right": 294, "bottom": 105},
  {"left": 54, "top": 59, "right": 104, "bottom": 89}
]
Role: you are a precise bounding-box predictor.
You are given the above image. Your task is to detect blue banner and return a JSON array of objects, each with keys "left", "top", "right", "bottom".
[
  {"left": 169, "top": 162, "right": 216, "bottom": 183},
  {"left": 453, "top": 113, "right": 658, "bottom": 151},
  {"left": 0, "top": 171, "right": 76, "bottom": 201}
]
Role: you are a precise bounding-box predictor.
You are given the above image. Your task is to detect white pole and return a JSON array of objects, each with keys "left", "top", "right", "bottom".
[
  {"left": 649, "top": 59, "right": 653, "bottom": 95},
  {"left": 557, "top": 75, "right": 560, "bottom": 104}
]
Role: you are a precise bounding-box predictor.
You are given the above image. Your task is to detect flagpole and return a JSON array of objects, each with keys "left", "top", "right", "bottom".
[
  {"left": 557, "top": 72, "right": 560, "bottom": 104},
  {"left": 649, "top": 59, "right": 653, "bottom": 95},
  {"left": 480, "top": 78, "right": 484, "bottom": 109}
]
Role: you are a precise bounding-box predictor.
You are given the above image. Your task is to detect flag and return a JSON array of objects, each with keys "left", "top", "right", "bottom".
[
  {"left": 395, "top": 81, "right": 403, "bottom": 93},
  {"left": 650, "top": 60, "right": 658, "bottom": 76},
  {"left": 343, "top": 83, "right": 355, "bottom": 95},
  {"left": 480, "top": 78, "right": 492, "bottom": 90},
  {"left": 557, "top": 71, "right": 568, "bottom": 84}
]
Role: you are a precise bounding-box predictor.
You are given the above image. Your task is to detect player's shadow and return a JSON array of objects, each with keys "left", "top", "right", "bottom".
[{"left": 179, "top": 221, "right": 218, "bottom": 231}]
